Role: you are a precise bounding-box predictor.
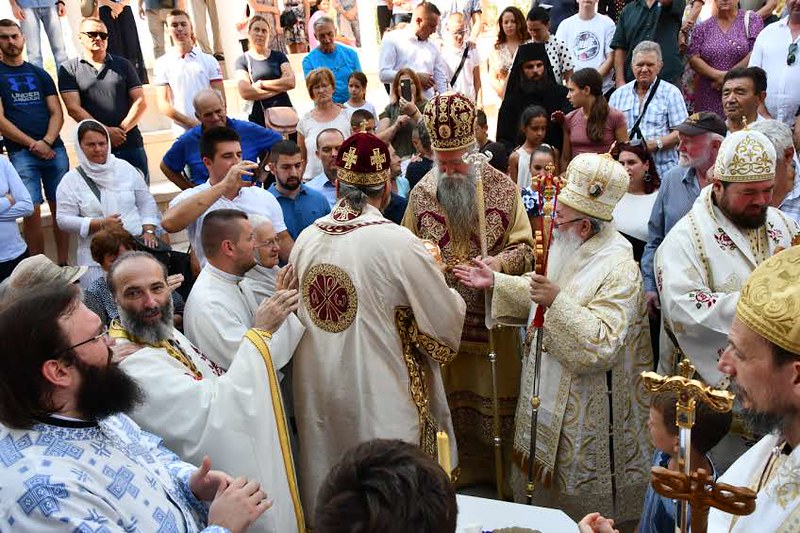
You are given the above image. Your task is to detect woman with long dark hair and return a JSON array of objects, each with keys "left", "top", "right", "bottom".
[
  {"left": 611, "top": 141, "right": 660, "bottom": 262},
  {"left": 561, "top": 68, "right": 628, "bottom": 169},
  {"left": 488, "top": 6, "right": 528, "bottom": 98}
]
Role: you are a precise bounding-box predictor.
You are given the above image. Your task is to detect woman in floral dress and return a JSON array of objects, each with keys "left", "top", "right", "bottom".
[{"left": 283, "top": 0, "right": 310, "bottom": 53}]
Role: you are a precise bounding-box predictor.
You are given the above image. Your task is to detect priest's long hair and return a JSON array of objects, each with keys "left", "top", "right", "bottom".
[{"left": 339, "top": 182, "right": 387, "bottom": 211}]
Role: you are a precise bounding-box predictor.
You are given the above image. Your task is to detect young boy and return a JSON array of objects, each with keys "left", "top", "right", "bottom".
[
  {"left": 350, "top": 109, "right": 376, "bottom": 135},
  {"left": 639, "top": 391, "right": 733, "bottom": 533}
]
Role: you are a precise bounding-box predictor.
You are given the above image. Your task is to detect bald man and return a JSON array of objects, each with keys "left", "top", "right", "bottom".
[
  {"left": 183, "top": 209, "right": 304, "bottom": 372},
  {"left": 160, "top": 88, "right": 282, "bottom": 189}
]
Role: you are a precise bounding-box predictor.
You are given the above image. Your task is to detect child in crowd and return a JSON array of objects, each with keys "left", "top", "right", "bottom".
[
  {"left": 344, "top": 72, "right": 377, "bottom": 119},
  {"left": 350, "top": 109, "right": 376, "bottom": 134},
  {"left": 508, "top": 106, "right": 558, "bottom": 188},
  {"left": 520, "top": 144, "right": 557, "bottom": 223},
  {"left": 639, "top": 391, "right": 733, "bottom": 533}
]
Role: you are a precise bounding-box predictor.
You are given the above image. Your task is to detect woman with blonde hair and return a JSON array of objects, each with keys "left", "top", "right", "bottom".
[{"left": 298, "top": 67, "right": 351, "bottom": 181}]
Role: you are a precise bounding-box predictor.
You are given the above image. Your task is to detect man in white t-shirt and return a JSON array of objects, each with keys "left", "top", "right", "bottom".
[
  {"left": 153, "top": 9, "right": 224, "bottom": 137},
  {"left": 441, "top": 12, "right": 482, "bottom": 106},
  {"left": 555, "top": 0, "right": 616, "bottom": 94},
  {"left": 162, "top": 126, "right": 292, "bottom": 267}
]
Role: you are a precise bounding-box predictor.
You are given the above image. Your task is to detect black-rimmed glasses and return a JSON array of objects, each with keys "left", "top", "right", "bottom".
[{"left": 53, "top": 326, "right": 109, "bottom": 358}]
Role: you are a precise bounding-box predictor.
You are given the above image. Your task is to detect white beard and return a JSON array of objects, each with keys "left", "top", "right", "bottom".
[{"left": 545, "top": 228, "right": 584, "bottom": 286}]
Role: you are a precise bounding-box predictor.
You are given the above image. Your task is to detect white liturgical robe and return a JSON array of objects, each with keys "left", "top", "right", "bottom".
[
  {"left": 708, "top": 433, "right": 800, "bottom": 532},
  {"left": 110, "top": 323, "right": 304, "bottom": 533},
  {"left": 655, "top": 187, "right": 799, "bottom": 387},
  {"left": 184, "top": 264, "right": 304, "bottom": 373},
  {"left": 289, "top": 202, "right": 466, "bottom": 525}
]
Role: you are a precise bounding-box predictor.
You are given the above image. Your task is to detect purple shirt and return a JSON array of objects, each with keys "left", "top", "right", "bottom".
[{"left": 688, "top": 10, "right": 762, "bottom": 116}]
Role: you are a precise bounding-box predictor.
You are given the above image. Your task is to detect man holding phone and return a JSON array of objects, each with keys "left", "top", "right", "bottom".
[
  {"left": 378, "top": 1, "right": 448, "bottom": 98},
  {"left": 161, "top": 126, "right": 293, "bottom": 267}
]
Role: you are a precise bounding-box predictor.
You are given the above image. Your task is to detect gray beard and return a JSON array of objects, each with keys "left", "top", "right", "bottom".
[
  {"left": 118, "top": 296, "right": 175, "bottom": 345},
  {"left": 546, "top": 228, "right": 584, "bottom": 285},
  {"left": 731, "top": 380, "right": 794, "bottom": 437},
  {"left": 436, "top": 167, "right": 478, "bottom": 247}
]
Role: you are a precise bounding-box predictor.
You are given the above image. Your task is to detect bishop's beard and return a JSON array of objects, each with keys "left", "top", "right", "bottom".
[
  {"left": 435, "top": 166, "right": 478, "bottom": 247},
  {"left": 546, "top": 227, "right": 584, "bottom": 285},
  {"left": 73, "top": 351, "right": 144, "bottom": 421},
  {"left": 118, "top": 296, "right": 174, "bottom": 345}
]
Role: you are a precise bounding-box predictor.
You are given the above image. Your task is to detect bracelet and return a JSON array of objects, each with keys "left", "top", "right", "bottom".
[{"left": 42, "top": 138, "right": 54, "bottom": 148}]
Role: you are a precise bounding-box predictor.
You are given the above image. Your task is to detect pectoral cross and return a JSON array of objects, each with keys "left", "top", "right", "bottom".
[
  {"left": 341, "top": 147, "right": 358, "bottom": 169},
  {"left": 641, "top": 359, "right": 755, "bottom": 533}
]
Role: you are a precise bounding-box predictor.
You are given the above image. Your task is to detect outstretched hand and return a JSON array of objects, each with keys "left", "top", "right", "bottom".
[
  {"left": 452, "top": 256, "right": 494, "bottom": 290},
  {"left": 578, "top": 512, "right": 619, "bottom": 533}
]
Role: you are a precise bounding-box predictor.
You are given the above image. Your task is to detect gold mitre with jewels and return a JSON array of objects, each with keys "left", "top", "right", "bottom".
[
  {"left": 736, "top": 245, "right": 800, "bottom": 355},
  {"left": 558, "top": 153, "right": 629, "bottom": 222},
  {"left": 335, "top": 132, "right": 390, "bottom": 186},
  {"left": 422, "top": 92, "right": 477, "bottom": 151},
  {"left": 714, "top": 129, "right": 776, "bottom": 182}
]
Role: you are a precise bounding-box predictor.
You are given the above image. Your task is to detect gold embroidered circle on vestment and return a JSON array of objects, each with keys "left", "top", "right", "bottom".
[{"left": 302, "top": 263, "right": 358, "bottom": 333}]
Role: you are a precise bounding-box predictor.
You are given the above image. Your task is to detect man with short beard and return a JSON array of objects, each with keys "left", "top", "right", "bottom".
[
  {"left": 108, "top": 251, "right": 306, "bottom": 533},
  {"left": 496, "top": 41, "right": 570, "bottom": 152},
  {"left": 183, "top": 209, "right": 304, "bottom": 372},
  {"left": 403, "top": 93, "right": 534, "bottom": 489},
  {"left": 0, "top": 283, "right": 271, "bottom": 532},
  {"left": 656, "top": 129, "right": 799, "bottom": 393},
  {"left": 709, "top": 245, "right": 800, "bottom": 531},
  {"left": 454, "top": 153, "right": 653, "bottom": 523}
]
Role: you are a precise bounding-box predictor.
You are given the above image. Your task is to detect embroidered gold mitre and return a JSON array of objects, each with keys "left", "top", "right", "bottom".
[
  {"left": 714, "top": 129, "right": 776, "bottom": 183},
  {"left": 736, "top": 245, "right": 800, "bottom": 354},
  {"left": 422, "top": 92, "right": 476, "bottom": 151},
  {"left": 558, "top": 153, "right": 629, "bottom": 221}
]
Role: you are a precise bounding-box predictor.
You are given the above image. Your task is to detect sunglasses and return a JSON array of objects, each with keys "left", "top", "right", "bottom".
[
  {"left": 82, "top": 31, "right": 109, "bottom": 41},
  {"left": 789, "top": 43, "right": 798, "bottom": 66}
]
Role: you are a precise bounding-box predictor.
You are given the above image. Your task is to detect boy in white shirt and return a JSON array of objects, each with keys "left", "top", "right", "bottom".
[{"left": 555, "top": 0, "right": 616, "bottom": 95}]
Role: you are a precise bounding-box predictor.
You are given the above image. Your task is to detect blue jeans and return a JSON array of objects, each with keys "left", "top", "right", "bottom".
[
  {"left": 18, "top": 7, "right": 68, "bottom": 71},
  {"left": 113, "top": 145, "right": 150, "bottom": 185},
  {"left": 9, "top": 145, "right": 69, "bottom": 204}
]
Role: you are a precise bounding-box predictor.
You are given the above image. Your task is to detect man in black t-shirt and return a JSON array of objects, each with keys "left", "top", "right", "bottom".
[
  {"left": 0, "top": 19, "right": 69, "bottom": 265},
  {"left": 58, "top": 17, "right": 149, "bottom": 182}
]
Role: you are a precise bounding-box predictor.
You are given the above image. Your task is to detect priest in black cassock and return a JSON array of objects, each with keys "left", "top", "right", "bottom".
[{"left": 496, "top": 42, "right": 571, "bottom": 154}]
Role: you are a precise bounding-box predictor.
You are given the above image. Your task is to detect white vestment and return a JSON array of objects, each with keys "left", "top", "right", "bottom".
[
  {"left": 708, "top": 434, "right": 800, "bottom": 532},
  {"left": 0, "top": 414, "right": 213, "bottom": 531},
  {"left": 184, "top": 264, "right": 304, "bottom": 372},
  {"left": 111, "top": 324, "right": 305, "bottom": 532},
  {"left": 488, "top": 225, "right": 653, "bottom": 522},
  {"left": 289, "top": 202, "right": 466, "bottom": 525},
  {"left": 655, "top": 187, "right": 800, "bottom": 386}
]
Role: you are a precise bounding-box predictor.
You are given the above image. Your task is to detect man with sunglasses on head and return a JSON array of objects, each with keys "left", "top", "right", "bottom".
[
  {"left": 58, "top": 17, "right": 149, "bottom": 182},
  {"left": 748, "top": 0, "right": 800, "bottom": 126}
]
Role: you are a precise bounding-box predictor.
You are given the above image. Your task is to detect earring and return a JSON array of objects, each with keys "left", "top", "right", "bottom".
[{"left": 644, "top": 170, "right": 652, "bottom": 182}]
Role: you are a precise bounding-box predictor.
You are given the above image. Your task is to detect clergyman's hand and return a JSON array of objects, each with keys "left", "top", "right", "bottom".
[
  {"left": 208, "top": 477, "right": 271, "bottom": 533},
  {"left": 452, "top": 256, "right": 494, "bottom": 289},
  {"left": 276, "top": 264, "right": 298, "bottom": 292},
  {"left": 578, "top": 512, "right": 619, "bottom": 533},
  {"left": 190, "top": 456, "right": 233, "bottom": 502},
  {"left": 254, "top": 289, "right": 300, "bottom": 333},
  {"left": 529, "top": 273, "right": 560, "bottom": 308}
]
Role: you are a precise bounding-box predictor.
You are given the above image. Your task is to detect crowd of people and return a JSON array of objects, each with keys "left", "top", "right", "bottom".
[{"left": 0, "top": 0, "right": 800, "bottom": 532}]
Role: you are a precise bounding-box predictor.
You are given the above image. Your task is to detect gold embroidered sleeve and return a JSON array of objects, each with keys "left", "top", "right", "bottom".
[
  {"left": 496, "top": 195, "right": 534, "bottom": 275},
  {"left": 543, "top": 260, "right": 645, "bottom": 375},
  {"left": 401, "top": 200, "right": 418, "bottom": 234},
  {"left": 395, "top": 307, "right": 458, "bottom": 364},
  {"left": 490, "top": 272, "right": 532, "bottom": 326}
]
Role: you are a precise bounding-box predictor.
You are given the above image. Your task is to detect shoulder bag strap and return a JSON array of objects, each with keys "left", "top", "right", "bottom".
[
  {"left": 629, "top": 77, "right": 661, "bottom": 140},
  {"left": 450, "top": 46, "right": 471, "bottom": 87},
  {"left": 76, "top": 166, "right": 102, "bottom": 203}
]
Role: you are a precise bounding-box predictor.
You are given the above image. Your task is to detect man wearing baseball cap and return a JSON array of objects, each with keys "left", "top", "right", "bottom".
[{"left": 641, "top": 112, "right": 727, "bottom": 329}]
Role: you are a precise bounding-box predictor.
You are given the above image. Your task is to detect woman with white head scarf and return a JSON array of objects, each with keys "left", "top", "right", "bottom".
[{"left": 55, "top": 120, "right": 160, "bottom": 286}]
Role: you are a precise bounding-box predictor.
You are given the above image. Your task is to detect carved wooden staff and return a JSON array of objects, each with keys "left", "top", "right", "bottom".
[
  {"left": 641, "top": 359, "right": 755, "bottom": 532},
  {"left": 466, "top": 151, "right": 504, "bottom": 498},
  {"left": 525, "top": 164, "right": 564, "bottom": 505}
]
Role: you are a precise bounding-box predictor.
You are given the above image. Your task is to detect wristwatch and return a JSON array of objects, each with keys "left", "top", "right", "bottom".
[{"left": 655, "top": 138, "right": 664, "bottom": 151}]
